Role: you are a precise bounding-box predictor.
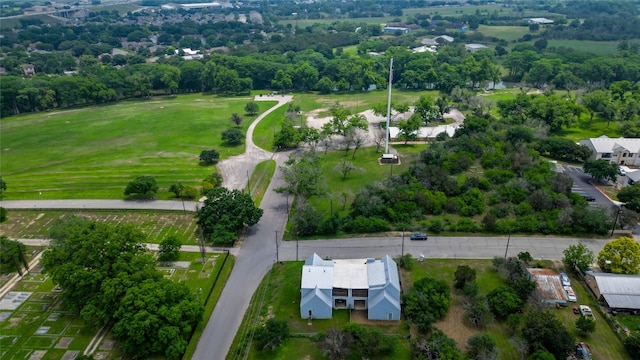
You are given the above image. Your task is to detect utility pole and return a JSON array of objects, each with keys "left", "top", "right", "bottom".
[
  {"left": 274, "top": 230, "right": 279, "bottom": 263},
  {"left": 296, "top": 232, "right": 299, "bottom": 262},
  {"left": 384, "top": 57, "right": 394, "bottom": 154},
  {"left": 504, "top": 232, "right": 511, "bottom": 259},
  {"left": 286, "top": 194, "right": 289, "bottom": 221}
]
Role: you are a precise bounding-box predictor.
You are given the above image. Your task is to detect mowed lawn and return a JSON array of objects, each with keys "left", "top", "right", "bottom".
[{"left": 0, "top": 94, "right": 276, "bottom": 200}]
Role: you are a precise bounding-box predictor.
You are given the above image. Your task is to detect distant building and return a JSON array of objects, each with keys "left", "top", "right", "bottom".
[
  {"left": 528, "top": 18, "right": 554, "bottom": 25},
  {"left": 21, "top": 64, "right": 35, "bottom": 77},
  {"left": 527, "top": 268, "right": 568, "bottom": 306},
  {"left": 465, "top": 43, "right": 488, "bottom": 52},
  {"left": 300, "top": 253, "right": 400, "bottom": 320},
  {"left": 579, "top": 136, "right": 640, "bottom": 166},
  {"left": 384, "top": 26, "right": 410, "bottom": 35},
  {"left": 584, "top": 273, "right": 640, "bottom": 312}
]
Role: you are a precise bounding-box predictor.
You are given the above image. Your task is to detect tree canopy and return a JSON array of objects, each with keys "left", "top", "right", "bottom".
[
  {"left": 598, "top": 236, "right": 640, "bottom": 274},
  {"left": 617, "top": 183, "right": 640, "bottom": 212},
  {"left": 124, "top": 175, "right": 158, "bottom": 199},
  {"left": 41, "top": 218, "right": 203, "bottom": 359},
  {"left": 197, "top": 187, "right": 263, "bottom": 244},
  {"left": 563, "top": 243, "right": 595, "bottom": 271},
  {"left": 403, "top": 276, "right": 451, "bottom": 333}
]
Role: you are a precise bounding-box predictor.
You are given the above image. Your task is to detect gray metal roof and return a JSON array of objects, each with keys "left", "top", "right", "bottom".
[
  {"left": 602, "top": 294, "right": 640, "bottom": 310},
  {"left": 591, "top": 273, "right": 640, "bottom": 295}
]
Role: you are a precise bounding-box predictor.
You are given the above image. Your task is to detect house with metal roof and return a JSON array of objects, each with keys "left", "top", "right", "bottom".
[
  {"left": 527, "top": 268, "right": 568, "bottom": 305},
  {"left": 300, "top": 253, "right": 400, "bottom": 320},
  {"left": 584, "top": 272, "right": 640, "bottom": 312},
  {"left": 579, "top": 136, "right": 640, "bottom": 166}
]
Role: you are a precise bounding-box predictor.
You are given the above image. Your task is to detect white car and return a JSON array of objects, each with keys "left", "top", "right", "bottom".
[
  {"left": 580, "top": 305, "right": 595, "bottom": 319},
  {"left": 618, "top": 167, "right": 627, "bottom": 176},
  {"left": 559, "top": 272, "right": 570, "bottom": 287},
  {"left": 564, "top": 286, "right": 577, "bottom": 302}
]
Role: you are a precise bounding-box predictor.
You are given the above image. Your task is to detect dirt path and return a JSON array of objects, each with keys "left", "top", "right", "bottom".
[{"left": 217, "top": 95, "right": 292, "bottom": 190}]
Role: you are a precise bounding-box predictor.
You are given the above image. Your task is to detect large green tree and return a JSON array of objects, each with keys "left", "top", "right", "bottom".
[
  {"left": 0, "top": 236, "right": 28, "bottom": 275},
  {"left": 487, "top": 286, "right": 522, "bottom": 319},
  {"left": 112, "top": 278, "right": 203, "bottom": 359},
  {"left": 197, "top": 187, "right": 263, "bottom": 244},
  {"left": 563, "top": 243, "right": 595, "bottom": 271},
  {"left": 522, "top": 311, "right": 575, "bottom": 360},
  {"left": 124, "top": 176, "right": 158, "bottom": 199},
  {"left": 42, "top": 218, "right": 159, "bottom": 325},
  {"left": 617, "top": 183, "right": 640, "bottom": 212},
  {"left": 598, "top": 236, "right": 640, "bottom": 274},
  {"left": 583, "top": 159, "right": 617, "bottom": 183},
  {"left": 403, "top": 276, "right": 451, "bottom": 333}
]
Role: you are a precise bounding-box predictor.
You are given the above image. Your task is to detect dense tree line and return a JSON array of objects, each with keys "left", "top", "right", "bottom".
[{"left": 42, "top": 217, "right": 203, "bottom": 359}]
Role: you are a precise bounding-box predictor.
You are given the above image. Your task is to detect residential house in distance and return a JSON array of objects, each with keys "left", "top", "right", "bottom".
[
  {"left": 465, "top": 44, "right": 488, "bottom": 52},
  {"left": 300, "top": 253, "right": 401, "bottom": 320},
  {"left": 528, "top": 18, "right": 554, "bottom": 25},
  {"left": 579, "top": 136, "right": 640, "bottom": 166},
  {"left": 21, "top": 64, "right": 35, "bottom": 77},
  {"left": 383, "top": 26, "right": 410, "bottom": 35},
  {"left": 527, "top": 268, "right": 568, "bottom": 306},
  {"left": 584, "top": 272, "right": 640, "bottom": 313}
]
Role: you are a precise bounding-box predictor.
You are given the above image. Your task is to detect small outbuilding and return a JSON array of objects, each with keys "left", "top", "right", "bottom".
[{"left": 527, "top": 268, "right": 568, "bottom": 305}]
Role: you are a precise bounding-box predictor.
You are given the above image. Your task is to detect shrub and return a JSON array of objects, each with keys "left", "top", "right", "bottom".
[
  {"left": 351, "top": 216, "right": 390, "bottom": 233},
  {"left": 487, "top": 286, "right": 522, "bottom": 319},
  {"left": 456, "top": 218, "right": 478, "bottom": 232},
  {"left": 0, "top": 207, "right": 6, "bottom": 222},
  {"left": 254, "top": 318, "right": 289, "bottom": 351},
  {"left": 429, "top": 219, "right": 444, "bottom": 233}
]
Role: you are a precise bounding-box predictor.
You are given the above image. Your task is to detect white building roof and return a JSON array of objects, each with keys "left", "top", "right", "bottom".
[
  {"left": 465, "top": 43, "right": 488, "bottom": 51},
  {"left": 582, "top": 136, "right": 640, "bottom": 154},
  {"left": 528, "top": 17, "right": 554, "bottom": 24},
  {"left": 301, "top": 254, "right": 399, "bottom": 291},
  {"left": 333, "top": 259, "right": 369, "bottom": 289},
  {"left": 301, "top": 265, "right": 333, "bottom": 290}
]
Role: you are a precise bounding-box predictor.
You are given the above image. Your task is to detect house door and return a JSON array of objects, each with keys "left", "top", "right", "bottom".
[
  {"left": 387, "top": 312, "right": 393, "bottom": 320},
  {"left": 308, "top": 310, "right": 312, "bottom": 318}
]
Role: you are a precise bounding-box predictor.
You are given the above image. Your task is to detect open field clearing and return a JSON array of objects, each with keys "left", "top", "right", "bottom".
[
  {"left": 0, "top": 94, "right": 275, "bottom": 200},
  {"left": 1, "top": 210, "right": 198, "bottom": 245},
  {"left": 544, "top": 40, "right": 621, "bottom": 56},
  {"left": 293, "top": 89, "right": 439, "bottom": 114},
  {"left": 474, "top": 25, "right": 529, "bottom": 42}
]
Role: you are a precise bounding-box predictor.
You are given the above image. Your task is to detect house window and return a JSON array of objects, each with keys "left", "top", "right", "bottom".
[
  {"left": 354, "top": 300, "right": 366, "bottom": 310},
  {"left": 332, "top": 288, "right": 348, "bottom": 297},
  {"left": 352, "top": 289, "right": 368, "bottom": 297},
  {"left": 387, "top": 312, "right": 393, "bottom": 320},
  {"left": 623, "top": 153, "right": 627, "bottom": 157},
  {"left": 334, "top": 299, "right": 347, "bottom": 309},
  {"left": 602, "top": 153, "right": 612, "bottom": 158}
]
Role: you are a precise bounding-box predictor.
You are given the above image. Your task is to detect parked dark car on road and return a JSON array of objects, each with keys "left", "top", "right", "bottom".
[{"left": 410, "top": 232, "right": 428, "bottom": 240}]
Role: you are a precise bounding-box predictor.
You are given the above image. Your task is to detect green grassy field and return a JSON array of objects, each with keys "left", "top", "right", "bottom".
[
  {"left": 544, "top": 40, "right": 621, "bottom": 56},
  {"left": 253, "top": 105, "right": 287, "bottom": 151},
  {"left": 246, "top": 160, "right": 276, "bottom": 206},
  {"left": 294, "top": 89, "right": 439, "bottom": 113},
  {"left": 305, "top": 146, "right": 421, "bottom": 221},
  {"left": 474, "top": 25, "right": 530, "bottom": 42},
  {"left": 0, "top": 94, "right": 276, "bottom": 200}
]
